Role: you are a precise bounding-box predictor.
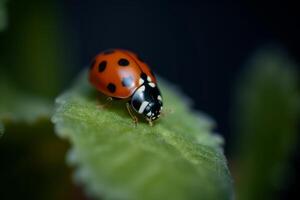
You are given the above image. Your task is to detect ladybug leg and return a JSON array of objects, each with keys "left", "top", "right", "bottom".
[
  {"left": 146, "top": 118, "right": 153, "bottom": 126},
  {"left": 126, "top": 102, "right": 138, "bottom": 126},
  {"left": 97, "top": 97, "right": 113, "bottom": 109}
]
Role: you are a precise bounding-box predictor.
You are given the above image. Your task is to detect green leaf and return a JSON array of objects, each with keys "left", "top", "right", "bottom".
[
  {"left": 234, "top": 46, "right": 300, "bottom": 200},
  {"left": 52, "top": 70, "right": 233, "bottom": 200},
  {"left": 0, "top": 75, "right": 52, "bottom": 135}
]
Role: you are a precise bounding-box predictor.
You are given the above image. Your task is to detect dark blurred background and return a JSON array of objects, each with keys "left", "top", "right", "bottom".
[
  {"left": 1, "top": 0, "right": 299, "bottom": 199},
  {"left": 62, "top": 0, "right": 300, "bottom": 147}
]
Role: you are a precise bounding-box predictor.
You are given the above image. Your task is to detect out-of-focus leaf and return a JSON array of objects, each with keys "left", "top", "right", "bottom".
[
  {"left": 0, "top": 0, "right": 8, "bottom": 31},
  {"left": 234, "top": 47, "right": 300, "bottom": 200},
  {"left": 0, "top": 75, "right": 52, "bottom": 134},
  {"left": 0, "top": 121, "right": 4, "bottom": 136},
  {"left": 52, "top": 70, "right": 233, "bottom": 200},
  {"left": 2, "top": 1, "right": 74, "bottom": 98}
]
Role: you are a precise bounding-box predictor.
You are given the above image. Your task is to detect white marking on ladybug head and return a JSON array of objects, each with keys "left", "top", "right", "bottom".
[
  {"left": 157, "top": 95, "right": 162, "bottom": 101},
  {"left": 134, "top": 85, "right": 146, "bottom": 99},
  {"left": 137, "top": 85, "right": 145, "bottom": 92},
  {"left": 147, "top": 76, "right": 152, "bottom": 82},
  {"left": 139, "top": 101, "right": 149, "bottom": 113},
  {"left": 147, "top": 111, "right": 152, "bottom": 117},
  {"left": 148, "top": 82, "right": 155, "bottom": 88},
  {"left": 139, "top": 78, "right": 144, "bottom": 85}
]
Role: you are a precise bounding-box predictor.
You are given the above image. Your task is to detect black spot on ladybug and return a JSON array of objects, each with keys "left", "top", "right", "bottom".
[
  {"left": 107, "top": 83, "right": 116, "bottom": 93},
  {"left": 90, "top": 59, "right": 96, "bottom": 70},
  {"left": 122, "top": 76, "right": 134, "bottom": 87},
  {"left": 118, "top": 58, "right": 129, "bottom": 66},
  {"left": 98, "top": 61, "right": 107, "bottom": 72},
  {"left": 103, "top": 49, "right": 114, "bottom": 55},
  {"left": 140, "top": 72, "right": 148, "bottom": 80}
]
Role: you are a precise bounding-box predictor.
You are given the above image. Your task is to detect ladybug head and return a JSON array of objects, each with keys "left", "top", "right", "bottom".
[{"left": 131, "top": 83, "right": 163, "bottom": 122}]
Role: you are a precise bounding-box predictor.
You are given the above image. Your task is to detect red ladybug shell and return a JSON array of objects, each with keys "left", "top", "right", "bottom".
[{"left": 89, "top": 49, "right": 156, "bottom": 99}]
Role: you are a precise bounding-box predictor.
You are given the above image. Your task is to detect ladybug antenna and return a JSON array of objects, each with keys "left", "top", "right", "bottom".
[{"left": 161, "top": 107, "right": 174, "bottom": 117}]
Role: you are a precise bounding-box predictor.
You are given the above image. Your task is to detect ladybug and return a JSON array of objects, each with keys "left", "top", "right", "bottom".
[{"left": 89, "top": 49, "right": 163, "bottom": 125}]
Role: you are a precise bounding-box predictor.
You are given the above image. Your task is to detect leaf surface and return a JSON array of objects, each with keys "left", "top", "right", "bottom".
[{"left": 52, "top": 71, "right": 233, "bottom": 200}]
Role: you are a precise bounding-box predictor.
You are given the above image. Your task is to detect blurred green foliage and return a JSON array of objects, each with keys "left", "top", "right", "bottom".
[
  {"left": 0, "top": 0, "right": 76, "bottom": 131},
  {"left": 0, "top": 0, "right": 8, "bottom": 31},
  {"left": 52, "top": 71, "right": 233, "bottom": 200},
  {"left": 234, "top": 47, "right": 300, "bottom": 200},
  {"left": 0, "top": 0, "right": 72, "bottom": 98},
  {"left": 0, "top": 121, "right": 4, "bottom": 136},
  {"left": 0, "top": 74, "right": 52, "bottom": 126}
]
